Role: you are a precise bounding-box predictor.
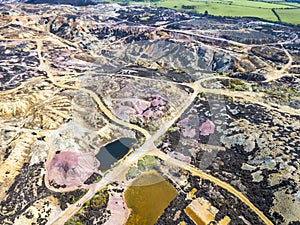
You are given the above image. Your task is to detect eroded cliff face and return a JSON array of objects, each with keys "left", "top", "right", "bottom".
[{"left": 0, "top": 2, "right": 299, "bottom": 225}]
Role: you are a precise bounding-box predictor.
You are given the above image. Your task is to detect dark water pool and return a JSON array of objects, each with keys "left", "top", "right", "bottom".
[{"left": 96, "top": 138, "right": 135, "bottom": 171}]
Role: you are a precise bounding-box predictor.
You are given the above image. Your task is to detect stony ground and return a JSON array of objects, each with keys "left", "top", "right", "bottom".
[{"left": 0, "top": 2, "right": 299, "bottom": 225}]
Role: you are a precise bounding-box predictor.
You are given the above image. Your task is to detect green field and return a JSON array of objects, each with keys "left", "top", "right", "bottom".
[
  {"left": 275, "top": 8, "right": 300, "bottom": 24},
  {"left": 109, "top": 0, "right": 300, "bottom": 25}
]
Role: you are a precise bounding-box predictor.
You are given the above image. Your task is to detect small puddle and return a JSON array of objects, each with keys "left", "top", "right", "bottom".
[
  {"left": 96, "top": 138, "right": 135, "bottom": 171},
  {"left": 124, "top": 171, "right": 177, "bottom": 225}
]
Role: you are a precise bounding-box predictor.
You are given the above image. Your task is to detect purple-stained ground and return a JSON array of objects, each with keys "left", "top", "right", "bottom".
[
  {"left": 113, "top": 94, "right": 168, "bottom": 122},
  {"left": 199, "top": 119, "right": 215, "bottom": 136},
  {"left": 177, "top": 115, "right": 215, "bottom": 138},
  {"left": 47, "top": 151, "right": 99, "bottom": 187}
]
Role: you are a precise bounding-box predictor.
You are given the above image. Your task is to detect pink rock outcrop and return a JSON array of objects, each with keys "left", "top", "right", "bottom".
[
  {"left": 177, "top": 114, "right": 197, "bottom": 138},
  {"left": 199, "top": 119, "right": 215, "bottom": 136},
  {"left": 104, "top": 189, "right": 130, "bottom": 225},
  {"left": 114, "top": 95, "right": 168, "bottom": 122},
  {"left": 47, "top": 151, "right": 99, "bottom": 187},
  {"left": 151, "top": 95, "right": 167, "bottom": 107}
]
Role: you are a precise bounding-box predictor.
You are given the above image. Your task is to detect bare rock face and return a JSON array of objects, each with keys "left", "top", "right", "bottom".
[
  {"left": 0, "top": 2, "right": 299, "bottom": 225},
  {"left": 47, "top": 151, "right": 99, "bottom": 187},
  {"left": 199, "top": 119, "right": 215, "bottom": 136}
]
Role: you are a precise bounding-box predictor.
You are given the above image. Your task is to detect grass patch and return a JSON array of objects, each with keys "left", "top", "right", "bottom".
[
  {"left": 65, "top": 188, "right": 109, "bottom": 225},
  {"left": 221, "top": 79, "right": 250, "bottom": 91},
  {"left": 108, "top": 0, "right": 300, "bottom": 24},
  {"left": 126, "top": 155, "right": 160, "bottom": 180},
  {"left": 275, "top": 8, "right": 300, "bottom": 24}
]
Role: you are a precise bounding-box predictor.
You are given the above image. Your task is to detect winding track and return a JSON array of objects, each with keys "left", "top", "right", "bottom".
[
  {"left": 1, "top": 11, "right": 299, "bottom": 225},
  {"left": 47, "top": 68, "right": 274, "bottom": 224},
  {"left": 44, "top": 60, "right": 275, "bottom": 225}
]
